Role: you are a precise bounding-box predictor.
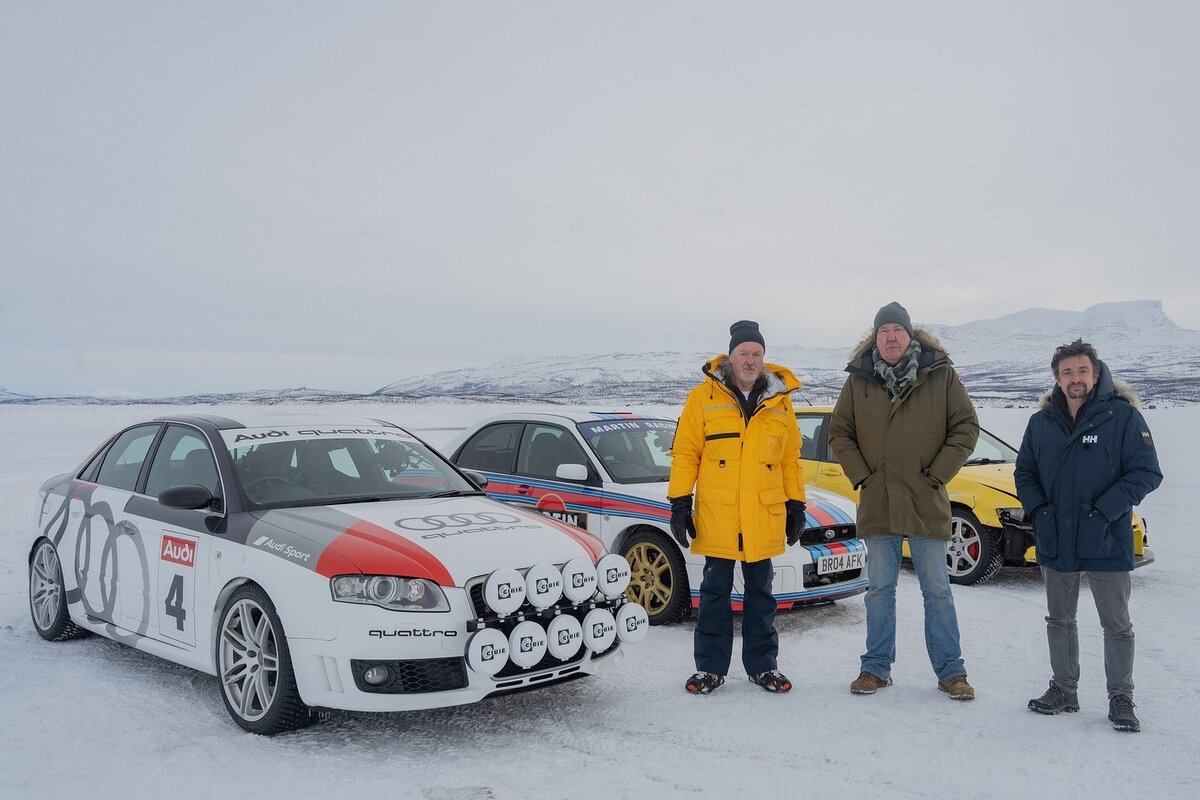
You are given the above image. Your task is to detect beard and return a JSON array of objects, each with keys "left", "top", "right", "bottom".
[{"left": 1065, "top": 383, "right": 1089, "bottom": 399}]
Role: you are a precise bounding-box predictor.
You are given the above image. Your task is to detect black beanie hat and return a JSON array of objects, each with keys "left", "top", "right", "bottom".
[
  {"left": 728, "top": 320, "right": 765, "bottom": 353},
  {"left": 873, "top": 302, "right": 913, "bottom": 337}
]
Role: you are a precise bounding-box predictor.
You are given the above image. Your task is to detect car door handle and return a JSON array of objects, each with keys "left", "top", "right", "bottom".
[
  {"left": 820, "top": 468, "right": 843, "bottom": 476},
  {"left": 516, "top": 485, "right": 534, "bottom": 496}
]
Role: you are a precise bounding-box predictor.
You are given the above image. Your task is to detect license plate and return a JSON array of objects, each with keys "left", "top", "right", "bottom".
[{"left": 817, "top": 551, "right": 865, "bottom": 575}]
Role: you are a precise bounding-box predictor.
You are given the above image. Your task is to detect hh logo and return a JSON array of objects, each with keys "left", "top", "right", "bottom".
[
  {"left": 1082, "top": 435, "right": 1099, "bottom": 444},
  {"left": 161, "top": 534, "right": 197, "bottom": 567}
]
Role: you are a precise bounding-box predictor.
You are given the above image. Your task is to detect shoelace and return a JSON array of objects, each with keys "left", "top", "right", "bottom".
[{"left": 1112, "top": 695, "right": 1136, "bottom": 715}]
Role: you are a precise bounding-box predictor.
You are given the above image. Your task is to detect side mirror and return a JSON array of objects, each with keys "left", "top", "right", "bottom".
[
  {"left": 555, "top": 463, "right": 589, "bottom": 482},
  {"left": 159, "top": 484, "right": 215, "bottom": 510},
  {"left": 461, "top": 470, "right": 489, "bottom": 490}
]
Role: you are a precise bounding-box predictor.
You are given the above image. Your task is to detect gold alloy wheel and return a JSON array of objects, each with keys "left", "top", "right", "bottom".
[{"left": 624, "top": 540, "right": 675, "bottom": 615}]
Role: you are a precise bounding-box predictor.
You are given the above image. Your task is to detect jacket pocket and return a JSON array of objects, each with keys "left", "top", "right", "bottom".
[
  {"left": 1075, "top": 504, "right": 1121, "bottom": 560},
  {"left": 695, "top": 487, "right": 738, "bottom": 546},
  {"left": 1033, "top": 505, "right": 1058, "bottom": 560}
]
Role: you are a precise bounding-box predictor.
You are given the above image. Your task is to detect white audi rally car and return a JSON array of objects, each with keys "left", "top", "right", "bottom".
[
  {"left": 28, "top": 414, "right": 647, "bottom": 735},
  {"left": 447, "top": 412, "right": 868, "bottom": 626}
]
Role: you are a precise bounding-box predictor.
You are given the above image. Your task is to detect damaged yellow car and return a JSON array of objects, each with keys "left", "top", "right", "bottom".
[{"left": 795, "top": 407, "right": 1153, "bottom": 585}]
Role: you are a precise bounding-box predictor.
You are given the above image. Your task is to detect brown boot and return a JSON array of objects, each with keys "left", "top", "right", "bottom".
[
  {"left": 938, "top": 675, "right": 975, "bottom": 701},
  {"left": 850, "top": 671, "right": 893, "bottom": 695}
]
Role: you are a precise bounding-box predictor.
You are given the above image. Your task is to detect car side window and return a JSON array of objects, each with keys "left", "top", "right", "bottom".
[
  {"left": 518, "top": 424, "right": 590, "bottom": 480},
  {"left": 456, "top": 423, "right": 522, "bottom": 473},
  {"left": 145, "top": 425, "right": 222, "bottom": 501},
  {"left": 797, "top": 415, "right": 828, "bottom": 462},
  {"left": 95, "top": 425, "right": 161, "bottom": 492}
]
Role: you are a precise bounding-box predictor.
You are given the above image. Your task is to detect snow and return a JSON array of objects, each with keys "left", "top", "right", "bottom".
[{"left": 2, "top": 402, "right": 1198, "bottom": 800}]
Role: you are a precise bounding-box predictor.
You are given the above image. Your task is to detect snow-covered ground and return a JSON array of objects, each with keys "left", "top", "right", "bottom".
[{"left": 2, "top": 402, "right": 1198, "bottom": 799}]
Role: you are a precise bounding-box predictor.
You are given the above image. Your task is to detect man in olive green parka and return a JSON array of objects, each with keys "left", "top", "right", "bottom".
[{"left": 829, "top": 301, "right": 979, "bottom": 701}]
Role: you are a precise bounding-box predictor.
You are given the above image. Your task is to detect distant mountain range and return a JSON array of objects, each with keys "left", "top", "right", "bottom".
[{"left": 5, "top": 300, "right": 1197, "bottom": 406}]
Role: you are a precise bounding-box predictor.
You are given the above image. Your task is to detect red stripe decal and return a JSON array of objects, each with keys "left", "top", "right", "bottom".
[
  {"left": 511, "top": 507, "right": 604, "bottom": 561},
  {"left": 806, "top": 505, "right": 837, "bottom": 527},
  {"left": 316, "top": 520, "right": 455, "bottom": 585}
]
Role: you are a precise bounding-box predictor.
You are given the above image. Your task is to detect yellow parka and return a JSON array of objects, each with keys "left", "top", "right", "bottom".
[{"left": 667, "top": 356, "right": 806, "bottom": 562}]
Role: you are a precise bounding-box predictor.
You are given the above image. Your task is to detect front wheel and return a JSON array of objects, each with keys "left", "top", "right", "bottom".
[
  {"left": 620, "top": 528, "right": 691, "bottom": 625},
  {"left": 29, "top": 539, "right": 89, "bottom": 641},
  {"left": 216, "top": 584, "right": 315, "bottom": 735},
  {"left": 947, "top": 508, "right": 1003, "bottom": 585}
]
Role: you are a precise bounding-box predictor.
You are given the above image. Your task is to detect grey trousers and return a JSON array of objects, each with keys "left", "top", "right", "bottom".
[{"left": 1042, "top": 567, "right": 1134, "bottom": 697}]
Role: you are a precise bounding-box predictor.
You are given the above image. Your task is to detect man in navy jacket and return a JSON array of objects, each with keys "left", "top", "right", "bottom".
[{"left": 1015, "top": 339, "right": 1162, "bottom": 732}]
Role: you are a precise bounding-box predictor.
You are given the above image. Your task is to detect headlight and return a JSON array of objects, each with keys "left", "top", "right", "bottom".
[
  {"left": 330, "top": 575, "right": 449, "bottom": 612},
  {"left": 998, "top": 507, "right": 1026, "bottom": 525}
]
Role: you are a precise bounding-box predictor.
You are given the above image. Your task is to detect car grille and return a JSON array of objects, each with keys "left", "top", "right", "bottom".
[
  {"left": 798, "top": 524, "right": 857, "bottom": 546},
  {"left": 465, "top": 574, "right": 619, "bottom": 679},
  {"left": 350, "top": 657, "right": 468, "bottom": 694},
  {"left": 801, "top": 561, "right": 865, "bottom": 588}
]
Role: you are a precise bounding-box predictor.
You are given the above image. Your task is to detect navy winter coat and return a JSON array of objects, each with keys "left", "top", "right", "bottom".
[{"left": 1014, "top": 362, "right": 1163, "bottom": 572}]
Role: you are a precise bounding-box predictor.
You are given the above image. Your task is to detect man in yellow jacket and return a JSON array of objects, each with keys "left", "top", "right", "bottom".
[{"left": 668, "top": 320, "right": 807, "bottom": 695}]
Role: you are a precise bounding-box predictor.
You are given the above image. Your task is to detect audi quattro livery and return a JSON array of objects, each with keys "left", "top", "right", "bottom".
[
  {"left": 795, "top": 406, "right": 1154, "bottom": 584},
  {"left": 28, "top": 414, "right": 647, "bottom": 736},
  {"left": 447, "top": 412, "right": 868, "bottom": 626}
]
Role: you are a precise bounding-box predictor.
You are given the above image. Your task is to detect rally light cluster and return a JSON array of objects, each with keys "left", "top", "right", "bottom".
[
  {"left": 464, "top": 553, "right": 650, "bottom": 677},
  {"left": 331, "top": 575, "right": 450, "bottom": 612}
]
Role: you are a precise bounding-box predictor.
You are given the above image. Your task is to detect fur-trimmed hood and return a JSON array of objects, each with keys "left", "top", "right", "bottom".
[
  {"left": 848, "top": 325, "right": 950, "bottom": 362},
  {"left": 1036, "top": 360, "right": 1143, "bottom": 410},
  {"left": 701, "top": 354, "right": 801, "bottom": 402}
]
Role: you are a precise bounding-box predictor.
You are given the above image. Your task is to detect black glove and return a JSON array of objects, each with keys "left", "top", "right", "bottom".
[
  {"left": 785, "top": 499, "right": 807, "bottom": 546},
  {"left": 669, "top": 495, "right": 696, "bottom": 549}
]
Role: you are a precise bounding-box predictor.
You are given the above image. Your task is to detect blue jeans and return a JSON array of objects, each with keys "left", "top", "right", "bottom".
[
  {"left": 694, "top": 557, "right": 778, "bottom": 676},
  {"left": 861, "top": 534, "right": 965, "bottom": 681}
]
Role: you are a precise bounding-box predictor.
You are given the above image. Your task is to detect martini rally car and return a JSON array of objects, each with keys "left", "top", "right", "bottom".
[
  {"left": 447, "top": 412, "right": 868, "bottom": 626},
  {"left": 28, "top": 414, "right": 647, "bottom": 735}
]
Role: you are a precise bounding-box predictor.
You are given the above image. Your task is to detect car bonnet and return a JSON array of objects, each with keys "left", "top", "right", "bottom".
[{"left": 246, "top": 496, "right": 604, "bottom": 587}]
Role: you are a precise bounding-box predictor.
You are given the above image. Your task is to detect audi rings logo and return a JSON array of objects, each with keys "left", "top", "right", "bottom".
[{"left": 396, "top": 512, "right": 521, "bottom": 531}]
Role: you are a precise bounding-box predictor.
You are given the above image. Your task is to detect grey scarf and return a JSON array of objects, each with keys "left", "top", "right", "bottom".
[{"left": 873, "top": 339, "right": 922, "bottom": 401}]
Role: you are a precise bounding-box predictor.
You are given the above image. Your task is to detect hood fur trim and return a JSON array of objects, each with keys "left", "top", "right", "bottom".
[
  {"left": 849, "top": 325, "right": 948, "bottom": 360},
  {"left": 1036, "top": 372, "right": 1143, "bottom": 410}
]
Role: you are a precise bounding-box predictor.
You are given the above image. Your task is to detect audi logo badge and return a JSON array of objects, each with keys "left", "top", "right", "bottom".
[{"left": 395, "top": 512, "right": 521, "bottom": 531}]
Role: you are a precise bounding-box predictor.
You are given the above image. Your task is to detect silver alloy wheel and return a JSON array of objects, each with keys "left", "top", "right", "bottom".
[
  {"left": 219, "top": 598, "right": 280, "bottom": 723},
  {"left": 29, "top": 542, "right": 63, "bottom": 632},
  {"left": 947, "top": 515, "right": 982, "bottom": 578}
]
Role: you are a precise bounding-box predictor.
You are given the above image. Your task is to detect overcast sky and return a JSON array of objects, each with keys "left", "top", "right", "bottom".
[{"left": 3, "top": 1, "right": 1197, "bottom": 396}]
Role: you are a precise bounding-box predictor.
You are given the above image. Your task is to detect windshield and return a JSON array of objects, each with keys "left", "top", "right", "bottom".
[
  {"left": 577, "top": 419, "right": 675, "bottom": 484},
  {"left": 222, "top": 427, "right": 477, "bottom": 510},
  {"left": 966, "top": 428, "right": 1019, "bottom": 464}
]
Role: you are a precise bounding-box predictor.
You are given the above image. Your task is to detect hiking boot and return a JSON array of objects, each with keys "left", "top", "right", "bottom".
[
  {"left": 1108, "top": 694, "right": 1140, "bottom": 732},
  {"left": 685, "top": 671, "right": 725, "bottom": 695},
  {"left": 938, "top": 675, "right": 975, "bottom": 701},
  {"left": 850, "top": 671, "right": 893, "bottom": 695},
  {"left": 1028, "top": 681, "right": 1079, "bottom": 715},
  {"left": 748, "top": 670, "right": 792, "bottom": 693}
]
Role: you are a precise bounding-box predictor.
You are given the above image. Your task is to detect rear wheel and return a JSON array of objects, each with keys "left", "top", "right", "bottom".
[
  {"left": 947, "top": 508, "right": 1003, "bottom": 585},
  {"left": 216, "top": 584, "right": 315, "bottom": 735},
  {"left": 621, "top": 528, "right": 691, "bottom": 625},
  {"left": 29, "top": 539, "right": 89, "bottom": 641}
]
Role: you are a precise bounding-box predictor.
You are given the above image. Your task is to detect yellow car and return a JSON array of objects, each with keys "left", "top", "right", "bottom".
[{"left": 796, "top": 407, "right": 1153, "bottom": 585}]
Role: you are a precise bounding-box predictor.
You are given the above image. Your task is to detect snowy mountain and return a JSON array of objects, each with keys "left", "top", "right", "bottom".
[
  {"left": 374, "top": 300, "right": 1199, "bottom": 406},
  {"left": 4, "top": 301, "right": 1196, "bottom": 406}
]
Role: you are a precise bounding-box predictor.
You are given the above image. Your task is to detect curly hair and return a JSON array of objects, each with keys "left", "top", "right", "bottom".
[{"left": 1051, "top": 338, "right": 1099, "bottom": 377}]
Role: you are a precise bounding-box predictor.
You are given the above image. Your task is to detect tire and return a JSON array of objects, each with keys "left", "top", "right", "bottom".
[
  {"left": 29, "top": 539, "right": 89, "bottom": 642},
  {"left": 946, "top": 508, "right": 1003, "bottom": 586},
  {"left": 216, "top": 584, "right": 315, "bottom": 735},
  {"left": 620, "top": 528, "right": 691, "bottom": 626}
]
